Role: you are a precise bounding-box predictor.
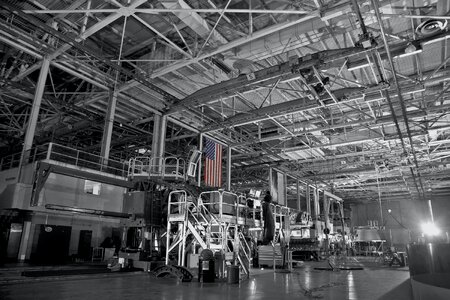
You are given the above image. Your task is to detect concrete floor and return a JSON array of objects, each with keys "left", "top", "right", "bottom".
[{"left": 0, "top": 262, "right": 412, "bottom": 300}]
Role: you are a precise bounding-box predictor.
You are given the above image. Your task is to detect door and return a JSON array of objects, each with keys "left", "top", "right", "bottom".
[
  {"left": 77, "top": 230, "right": 92, "bottom": 260},
  {"left": 33, "top": 225, "right": 72, "bottom": 264}
]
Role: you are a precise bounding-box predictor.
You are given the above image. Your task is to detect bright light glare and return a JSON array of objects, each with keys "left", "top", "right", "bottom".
[{"left": 421, "top": 222, "right": 441, "bottom": 236}]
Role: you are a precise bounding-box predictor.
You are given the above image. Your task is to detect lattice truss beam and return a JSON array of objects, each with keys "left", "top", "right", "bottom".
[{"left": 1, "top": 0, "right": 450, "bottom": 203}]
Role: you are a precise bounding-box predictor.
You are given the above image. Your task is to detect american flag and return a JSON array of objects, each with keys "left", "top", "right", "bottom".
[{"left": 204, "top": 138, "right": 222, "bottom": 187}]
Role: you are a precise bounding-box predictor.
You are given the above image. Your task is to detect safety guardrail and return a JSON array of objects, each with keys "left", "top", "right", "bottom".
[
  {"left": 0, "top": 143, "right": 128, "bottom": 177},
  {"left": 127, "top": 156, "right": 186, "bottom": 180}
]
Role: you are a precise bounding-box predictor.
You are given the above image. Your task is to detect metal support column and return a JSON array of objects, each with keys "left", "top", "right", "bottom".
[
  {"left": 18, "top": 58, "right": 50, "bottom": 182},
  {"left": 197, "top": 133, "right": 203, "bottom": 187},
  {"left": 323, "top": 196, "right": 331, "bottom": 231},
  {"left": 226, "top": 146, "right": 232, "bottom": 191},
  {"left": 313, "top": 188, "right": 320, "bottom": 235},
  {"left": 151, "top": 114, "right": 167, "bottom": 173},
  {"left": 269, "top": 167, "right": 273, "bottom": 196},
  {"left": 339, "top": 203, "right": 346, "bottom": 254},
  {"left": 21, "top": 58, "right": 50, "bottom": 160},
  {"left": 100, "top": 90, "right": 118, "bottom": 161},
  {"left": 101, "top": 12, "right": 127, "bottom": 163},
  {"left": 296, "top": 180, "right": 301, "bottom": 211},
  {"left": 17, "top": 221, "right": 32, "bottom": 262},
  {"left": 306, "top": 184, "right": 311, "bottom": 215}
]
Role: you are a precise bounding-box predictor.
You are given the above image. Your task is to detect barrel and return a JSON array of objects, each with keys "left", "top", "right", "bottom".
[{"left": 227, "top": 265, "right": 240, "bottom": 284}]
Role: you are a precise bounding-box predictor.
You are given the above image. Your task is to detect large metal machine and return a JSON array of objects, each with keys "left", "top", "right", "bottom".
[
  {"left": 165, "top": 189, "right": 252, "bottom": 280},
  {"left": 118, "top": 153, "right": 350, "bottom": 276}
]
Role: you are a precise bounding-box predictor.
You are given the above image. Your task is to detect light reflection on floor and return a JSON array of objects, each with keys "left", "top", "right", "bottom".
[
  {"left": 347, "top": 271, "right": 357, "bottom": 299},
  {"left": 0, "top": 262, "right": 413, "bottom": 300}
]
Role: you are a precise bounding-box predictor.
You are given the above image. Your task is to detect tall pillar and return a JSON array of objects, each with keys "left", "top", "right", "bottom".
[
  {"left": 151, "top": 114, "right": 167, "bottom": 173},
  {"left": 197, "top": 134, "right": 203, "bottom": 187},
  {"left": 324, "top": 196, "right": 331, "bottom": 231},
  {"left": 226, "top": 146, "right": 232, "bottom": 191},
  {"left": 18, "top": 58, "right": 50, "bottom": 182},
  {"left": 306, "top": 184, "right": 311, "bottom": 215},
  {"left": 17, "top": 221, "right": 32, "bottom": 262},
  {"left": 21, "top": 59, "right": 50, "bottom": 159},
  {"left": 100, "top": 90, "right": 118, "bottom": 160},
  {"left": 296, "top": 180, "right": 301, "bottom": 211},
  {"left": 314, "top": 189, "right": 321, "bottom": 218},
  {"left": 313, "top": 188, "right": 320, "bottom": 235}
]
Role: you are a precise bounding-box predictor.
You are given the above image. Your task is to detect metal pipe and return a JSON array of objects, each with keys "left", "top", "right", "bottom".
[
  {"left": 227, "top": 146, "right": 232, "bottom": 191},
  {"left": 45, "top": 204, "right": 131, "bottom": 218}
]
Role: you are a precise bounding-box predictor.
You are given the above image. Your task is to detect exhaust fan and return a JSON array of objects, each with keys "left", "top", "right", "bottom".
[{"left": 416, "top": 19, "right": 448, "bottom": 36}]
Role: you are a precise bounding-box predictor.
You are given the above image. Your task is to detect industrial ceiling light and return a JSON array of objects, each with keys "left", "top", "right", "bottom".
[
  {"left": 394, "top": 43, "right": 423, "bottom": 58},
  {"left": 423, "top": 34, "right": 450, "bottom": 46},
  {"left": 421, "top": 222, "right": 441, "bottom": 236},
  {"left": 347, "top": 62, "right": 372, "bottom": 72},
  {"left": 394, "top": 42, "right": 423, "bottom": 58}
]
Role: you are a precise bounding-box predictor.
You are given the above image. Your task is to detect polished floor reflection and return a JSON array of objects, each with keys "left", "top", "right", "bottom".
[{"left": 0, "top": 263, "right": 412, "bottom": 300}]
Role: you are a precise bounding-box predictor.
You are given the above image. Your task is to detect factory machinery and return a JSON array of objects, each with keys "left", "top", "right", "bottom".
[
  {"left": 164, "top": 190, "right": 316, "bottom": 277},
  {"left": 118, "top": 154, "right": 256, "bottom": 281},
  {"left": 121, "top": 154, "right": 348, "bottom": 278},
  {"left": 165, "top": 190, "right": 253, "bottom": 280},
  {"left": 5, "top": 141, "right": 348, "bottom": 273}
]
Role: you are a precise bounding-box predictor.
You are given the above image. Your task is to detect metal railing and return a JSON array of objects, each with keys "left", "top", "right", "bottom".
[
  {"left": 199, "top": 190, "right": 240, "bottom": 220},
  {"left": 128, "top": 156, "right": 186, "bottom": 180},
  {"left": 0, "top": 143, "right": 128, "bottom": 177},
  {"left": 246, "top": 198, "right": 262, "bottom": 223},
  {"left": 0, "top": 152, "right": 22, "bottom": 171}
]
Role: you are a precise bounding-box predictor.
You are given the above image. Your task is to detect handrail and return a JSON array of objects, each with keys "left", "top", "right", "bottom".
[
  {"left": 127, "top": 156, "right": 186, "bottom": 180},
  {"left": 238, "top": 231, "right": 251, "bottom": 262},
  {"left": 197, "top": 197, "right": 221, "bottom": 226},
  {"left": 187, "top": 202, "right": 209, "bottom": 226},
  {"left": 237, "top": 232, "right": 250, "bottom": 276},
  {"left": 166, "top": 190, "right": 188, "bottom": 265},
  {"left": 1, "top": 142, "right": 128, "bottom": 176}
]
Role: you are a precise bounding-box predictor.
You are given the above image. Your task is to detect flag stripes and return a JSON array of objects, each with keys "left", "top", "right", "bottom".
[{"left": 204, "top": 138, "right": 222, "bottom": 187}]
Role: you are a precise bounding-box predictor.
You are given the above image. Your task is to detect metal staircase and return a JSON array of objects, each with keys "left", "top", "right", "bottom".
[
  {"left": 165, "top": 190, "right": 228, "bottom": 265},
  {"left": 237, "top": 231, "right": 251, "bottom": 277},
  {"left": 165, "top": 188, "right": 305, "bottom": 278},
  {"left": 165, "top": 189, "right": 257, "bottom": 279}
]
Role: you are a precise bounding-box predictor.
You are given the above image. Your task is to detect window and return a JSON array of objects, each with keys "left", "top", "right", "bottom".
[{"left": 84, "top": 180, "right": 101, "bottom": 195}]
